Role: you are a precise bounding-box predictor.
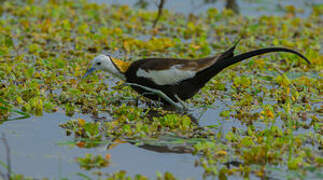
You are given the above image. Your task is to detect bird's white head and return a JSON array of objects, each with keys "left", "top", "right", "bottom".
[{"left": 83, "top": 54, "right": 129, "bottom": 80}]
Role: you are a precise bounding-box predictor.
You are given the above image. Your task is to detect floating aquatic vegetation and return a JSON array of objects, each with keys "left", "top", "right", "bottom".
[
  {"left": 0, "top": 98, "right": 30, "bottom": 121},
  {"left": 0, "top": 0, "right": 322, "bottom": 179},
  {"left": 76, "top": 153, "right": 110, "bottom": 170}
]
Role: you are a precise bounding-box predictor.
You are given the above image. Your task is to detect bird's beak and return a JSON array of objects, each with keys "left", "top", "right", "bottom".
[{"left": 82, "top": 67, "right": 96, "bottom": 79}]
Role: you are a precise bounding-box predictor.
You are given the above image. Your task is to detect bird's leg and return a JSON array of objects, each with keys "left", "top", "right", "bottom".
[
  {"left": 135, "top": 96, "right": 140, "bottom": 106},
  {"left": 124, "top": 83, "right": 184, "bottom": 110},
  {"left": 174, "top": 94, "right": 189, "bottom": 110}
]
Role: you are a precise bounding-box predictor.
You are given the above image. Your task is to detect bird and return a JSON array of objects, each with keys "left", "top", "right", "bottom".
[{"left": 83, "top": 42, "right": 310, "bottom": 109}]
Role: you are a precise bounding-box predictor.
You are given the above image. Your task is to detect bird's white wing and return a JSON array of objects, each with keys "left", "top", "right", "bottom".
[{"left": 136, "top": 64, "right": 196, "bottom": 85}]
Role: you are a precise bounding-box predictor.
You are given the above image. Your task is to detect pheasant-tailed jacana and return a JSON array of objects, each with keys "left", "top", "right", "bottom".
[{"left": 83, "top": 43, "right": 310, "bottom": 109}]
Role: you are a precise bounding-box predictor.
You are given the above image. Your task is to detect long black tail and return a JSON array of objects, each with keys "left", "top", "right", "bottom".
[
  {"left": 196, "top": 46, "right": 310, "bottom": 86},
  {"left": 216, "top": 47, "right": 311, "bottom": 71}
]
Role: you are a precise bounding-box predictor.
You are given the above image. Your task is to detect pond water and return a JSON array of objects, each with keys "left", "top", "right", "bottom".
[
  {"left": 1, "top": 100, "right": 282, "bottom": 179},
  {"left": 0, "top": 112, "right": 204, "bottom": 179},
  {"left": 0, "top": 0, "right": 321, "bottom": 179},
  {"left": 91, "top": 0, "right": 321, "bottom": 18}
]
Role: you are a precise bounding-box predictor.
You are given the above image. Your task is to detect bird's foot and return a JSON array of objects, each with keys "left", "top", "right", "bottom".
[{"left": 174, "top": 94, "right": 191, "bottom": 111}]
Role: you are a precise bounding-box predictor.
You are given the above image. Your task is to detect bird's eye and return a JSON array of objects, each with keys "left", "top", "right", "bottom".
[{"left": 96, "top": 62, "right": 101, "bottom": 65}]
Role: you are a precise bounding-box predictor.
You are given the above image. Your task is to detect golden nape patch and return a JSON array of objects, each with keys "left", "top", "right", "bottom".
[{"left": 111, "top": 58, "right": 130, "bottom": 73}]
